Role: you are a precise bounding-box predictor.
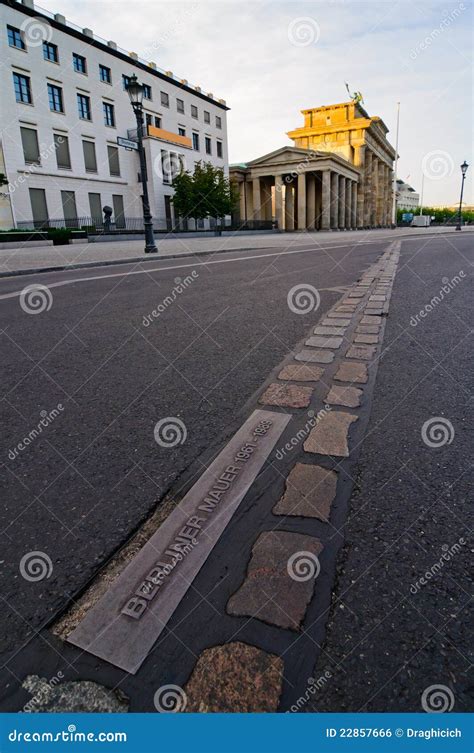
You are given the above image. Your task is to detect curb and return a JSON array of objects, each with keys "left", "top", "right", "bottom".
[{"left": 0, "top": 229, "right": 470, "bottom": 280}]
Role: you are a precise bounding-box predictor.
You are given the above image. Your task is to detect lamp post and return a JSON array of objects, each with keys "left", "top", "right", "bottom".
[
  {"left": 455, "top": 160, "right": 469, "bottom": 231},
  {"left": 127, "top": 74, "right": 158, "bottom": 253}
]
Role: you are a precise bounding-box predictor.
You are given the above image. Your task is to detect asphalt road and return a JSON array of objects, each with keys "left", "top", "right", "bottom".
[
  {"left": 0, "top": 235, "right": 385, "bottom": 666},
  {"left": 0, "top": 231, "right": 472, "bottom": 712}
]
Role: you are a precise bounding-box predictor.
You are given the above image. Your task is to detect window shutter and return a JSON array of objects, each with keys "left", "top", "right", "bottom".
[
  {"left": 83, "top": 140, "right": 97, "bottom": 172},
  {"left": 107, "top": 145, "right": 120, "bottom": 176},
  {"left": 54, "top": 134, "right": 71, "bottom": 169},
  {"left": 20, "top": 127, "right": 40, "bottom": 164}
]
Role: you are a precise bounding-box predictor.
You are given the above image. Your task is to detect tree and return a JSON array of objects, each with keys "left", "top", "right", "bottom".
[{"left": 171, "top": 161, "right": 238, "bottom": 227}]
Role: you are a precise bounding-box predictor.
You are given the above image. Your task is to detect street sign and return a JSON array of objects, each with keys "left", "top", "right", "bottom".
[
  {"left": 117, "top": 136, "right": 138, "bottom": 151},
  {"left": 402, "top": 212, "right": 413, "bottom": 222}
]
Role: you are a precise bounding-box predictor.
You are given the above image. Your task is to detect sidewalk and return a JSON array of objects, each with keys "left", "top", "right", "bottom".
[{"left": 0, "top": 227, "right": 470, "bottom": 277}]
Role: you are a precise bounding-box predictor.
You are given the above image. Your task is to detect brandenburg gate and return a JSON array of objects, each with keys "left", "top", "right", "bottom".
[{"left": 230, "top": 100, "right": 396, "bottom": 231}]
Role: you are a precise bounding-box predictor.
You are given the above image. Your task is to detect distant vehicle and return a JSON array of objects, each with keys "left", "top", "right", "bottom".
[{"left": 411, "top": 215, "right": 431, "bottom": 227}]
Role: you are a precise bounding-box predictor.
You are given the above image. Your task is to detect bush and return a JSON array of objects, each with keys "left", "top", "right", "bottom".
[{"left": 47, "top": 228, "right": 72, "bottom": 245}]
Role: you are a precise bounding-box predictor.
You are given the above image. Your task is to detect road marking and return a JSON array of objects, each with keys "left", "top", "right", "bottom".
[
  {"left": 0, "top": 238, "right": 401, "bottom": 301},
  {"left": 67, "top": 409, "right": 291, "bottom": 674}
]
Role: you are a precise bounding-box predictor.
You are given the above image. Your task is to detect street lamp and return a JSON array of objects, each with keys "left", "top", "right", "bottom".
[
  {"left": 455, "top": 160, "right": 469, "bottom": 231},
  {"left": 127, "top": 74, "right": 158, "bottom": 253}
]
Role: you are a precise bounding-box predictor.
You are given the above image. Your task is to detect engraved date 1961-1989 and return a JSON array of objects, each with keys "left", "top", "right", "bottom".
[{"left": 233, "top": 419, "right": 273, "bottom": 465}]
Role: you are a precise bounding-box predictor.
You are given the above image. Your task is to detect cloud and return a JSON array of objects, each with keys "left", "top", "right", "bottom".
[{"left": 45, "top": 0, "right": 473, "bottom": 205}]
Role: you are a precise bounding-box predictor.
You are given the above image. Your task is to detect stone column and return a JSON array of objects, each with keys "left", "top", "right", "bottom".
[
  {"left": 239, "top": 182, "right": 246, "bottom": 222},
  {"left": 274, "top": 175, "right": 283, "bottom": 230},
  {"left": 285, "top": 181, "right": 295, "bottom": 230},
  {"left": 321, "top": 171, "right": 330, "bottom": 230},
  {"left": 345, "top": 178, "right": 352, "bottom": 229},
  {"left": 330, "top": 172, "right": 339, "bottom": 230},
  {"left": 297, "top": 173, "right": 307, "bottom": 230},
  {"left": 306, "top": 173, "right": 316, "bottom": 230},
  {"left": 261, "top": 180, "right": 272, "bottom": 221},
  {"left": 364, "top": 150, "right": 373, "bottom": 226},
  {"left": 351, "top": 181, "right": 358, "bottom": 228},
  {"left": 354, "top": 144, "right": 365, "bottom": 228},
  {"left": 338, "top": 176, "right": 346, "bottom": 229},
  {"left": 252, "top": 177, "right": 261, "bottom": 220}
]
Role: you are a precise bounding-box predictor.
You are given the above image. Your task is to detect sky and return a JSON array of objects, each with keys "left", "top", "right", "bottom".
[{"left": 36, "top": 0, "right": 472, "bottom": 206}]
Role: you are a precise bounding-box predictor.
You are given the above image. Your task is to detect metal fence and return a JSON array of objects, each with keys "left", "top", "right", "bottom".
[{"left": 15, "top": 217, "right": 276, "bottom": 234}]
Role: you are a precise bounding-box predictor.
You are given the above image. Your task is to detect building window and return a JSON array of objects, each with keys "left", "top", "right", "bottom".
[
  {"left": 216, "top": 115, "right": 222, "bottom": 129},
  {"left": 178, "top": 127, "right": 186, "bottom": 137},
  {"left": 54, "top": 133, "right": 71, "bottom": 169},
  {"left": 77, "top": 93, "right": 91, "bottom": 120},
  {"left": 113, "top": 195, "right": 125, "bottom": 228},
  {"left": 103, "top": 102, "right": 115, "bottom": 127},
  {"left": 61, "top": 190, "right": 78, "bottom": 224},
  {"left": 122, "top": 74, "right": 131, "bottom": 90},
  {"left": 216, "top": 140, "right": 223, "bottom": 158},
  {"left": 7, "top": 25, "right": 25, "bottom": 49},
  {"left": 176, "top": 98, "right": 184, "bottom": 113},
  {"left": 205, "top": 136, "right": 211, "bottom": 155},
  {"left": 191, "top": 104, "right": 198, "bottom": 119},
  {"left": 20, "top": 127, "right": 40, "bottom": 165},
  {"left": 82, "top": 140, "right": 97, "bottom": 172},
  {"left": 107, "top": 145, "right": 120, "bottom": 176},
  {"left": 204, "top": 110, "right": 210, "bottom": 124},
  {"left": 13, "top": 73, "right": 32, "bottom": 104},
  {"left": 99, "top": 64, "right": 111, "bottom": 83},
  {"left": 160, "top": 91, "right": 169, "bottom": 107},
  {"left": 192, "top": 132, "right": 199, "bottom": 151},
  {"left": 88, "top": 192, "right": 102, "bottom": 221},
  {"left": 73, "top": 53, "right": 87, "bottom": 74},
  {"left": 161, "top": 150, "right": 171, "bottom": 184},
  {"left": 154, "top": 116, "right": 161, "bottom": 128},
  {"left": 145, "top": 113, "right": 152, "bottom": 128},
  {"left": 48, "top": 83, "right": 64, "bottom": 113},
  {"left": 43, "top": 41, "right": 58, "bottom": 63},
  {"left": 29, "top": 188, "right": 49, "bottom": 226},
  {"left": 143, "top": 84, "right": 152, "bottom": 100}
]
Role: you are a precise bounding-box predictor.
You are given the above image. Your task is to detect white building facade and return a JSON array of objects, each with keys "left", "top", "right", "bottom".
[
  {"left": 396, "top": 179, "right": 419, "bottom": 211},
  {"left": 0, "top": 0, "right": 229, "bottom": 230}
]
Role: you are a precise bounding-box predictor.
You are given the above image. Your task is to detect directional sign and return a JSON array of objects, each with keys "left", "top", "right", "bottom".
[{"left": 117, "top": 136, "right": 138, "bottom": 151}]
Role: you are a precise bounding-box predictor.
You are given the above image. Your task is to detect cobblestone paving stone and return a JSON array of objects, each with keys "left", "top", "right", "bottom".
[
  {"left": 278, "top": 363, "right": 324, "bottom": 382},
  {"left": 273, "top": 463, "right": 338, "bottom": 521},
  {"left": 327, "top": 312, "right": 354, "bottom": 320},
  {"left": 346, "top": 344, "right": 377, "bottom": 360},
  {"left": 353, "top": 334, "right": 379, "bottom": 344},
  {"left": 303, "top": 411, "right": 358, "bottom": 456},
  {"left": 227, "top": 531, "right": 323, "bottom": 630},
  {"left": 259, "top": 383, "right": 313, "bottom": 408},
  {"left": 295, "top": 349, "right": 335, "bottom": 364},
  {"left": 334, "top": 361, "right": 369, "bottom": 383},
  {"left": 361, "top": 315, "right": 382, "bottom": 325},
  {"left": 356, "top": 324, "right": 380, "bottom": 334},
  {"left": 325, "top": 384, "right": 363, "bottom": 408},
  {"left": 313, "top": 325, "right": 346, "bottom": 336},
  {"left": 305, "top": 336, "right": 343, "bottom": 349},
  {"left": 184, "top": 642, "right": 284, "bottom": 712},
  {"left": 322, "top": 317, "right": 351, "bottom": 327}
]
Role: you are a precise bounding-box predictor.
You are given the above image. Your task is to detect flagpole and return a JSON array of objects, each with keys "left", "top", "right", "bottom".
[{"left": 391, "top": 101, "right": 400, "bottom": 227}]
